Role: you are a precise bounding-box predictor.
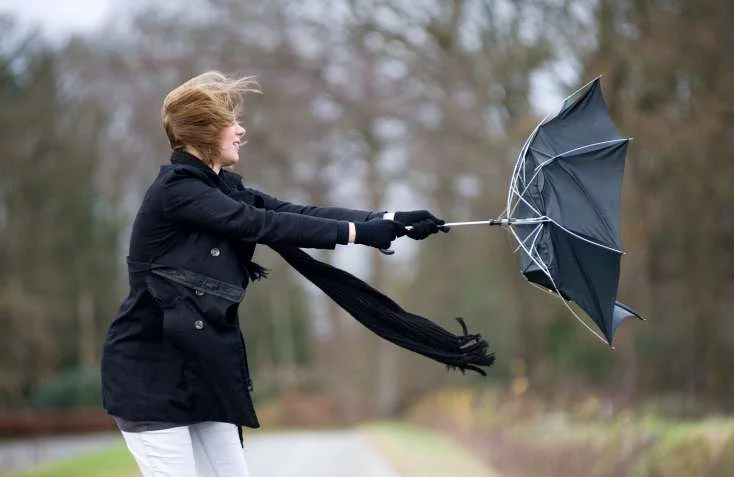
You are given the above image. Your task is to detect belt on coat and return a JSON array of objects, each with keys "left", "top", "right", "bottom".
[{"left": 127, "top": 258, "right": 245, "bottom": 303}]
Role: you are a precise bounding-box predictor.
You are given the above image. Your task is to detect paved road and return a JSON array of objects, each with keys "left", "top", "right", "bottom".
[
  {"left": 0, "top": 430, "right": 401, "bottom": 476},
  {"left": 245, "top": 430, "right": 400, "bottom": 477}
]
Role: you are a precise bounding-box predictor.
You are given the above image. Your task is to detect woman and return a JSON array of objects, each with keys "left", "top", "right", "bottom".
[{"left": 100, "top": 71, "right": 446, "bottom": 476}]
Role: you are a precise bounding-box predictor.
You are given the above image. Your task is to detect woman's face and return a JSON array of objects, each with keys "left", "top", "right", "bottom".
[{"left": 215, "top": 121, "right": 246, "bottom": 169}]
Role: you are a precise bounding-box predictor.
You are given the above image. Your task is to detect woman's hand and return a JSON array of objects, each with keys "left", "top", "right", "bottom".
[
  {"left": 390, "top": 209, "right": 450, "bottom": 240},
  {"left": 353, "top": 220, "right": 406, "bottom": 249}
]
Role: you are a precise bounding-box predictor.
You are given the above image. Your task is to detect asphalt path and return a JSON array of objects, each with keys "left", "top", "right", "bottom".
[{"left": 244, "top": 430, "right": 401, "bottom": 477}]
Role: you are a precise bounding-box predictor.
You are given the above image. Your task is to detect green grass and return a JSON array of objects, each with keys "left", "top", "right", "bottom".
[
  {"left": 360, "top": 421, "right": 503, "bottom": 477},
  {"left": 13, "top": 444, "right": 136, "bottom": 477}
]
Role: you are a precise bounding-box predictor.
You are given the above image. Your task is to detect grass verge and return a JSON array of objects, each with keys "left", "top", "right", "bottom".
[
  {"left": 12, "top": 444, "right": 135, "bottom": 477},
  {"left": 360, "top": 421, "right": 503, "bottom": 477},
  {"left": 407, "top": 388, "right": 734, "bottom": 477}
]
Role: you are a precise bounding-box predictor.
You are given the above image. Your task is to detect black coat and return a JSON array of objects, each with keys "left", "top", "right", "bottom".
[{"left": 101, "top": 150, "right": 378, "bottom": 428}]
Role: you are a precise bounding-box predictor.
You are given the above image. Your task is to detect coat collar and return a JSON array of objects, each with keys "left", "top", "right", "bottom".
[
  {"left": 168, "top": 148, "right": 245, "bottom": 191},
  {"left": 170, "top": 148, "right": 215, "bottom": 175}
]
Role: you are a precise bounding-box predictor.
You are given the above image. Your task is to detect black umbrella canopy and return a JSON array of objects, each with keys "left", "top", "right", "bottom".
[{"left": 509, "top": 78, "right": 644, "bottom": 345}]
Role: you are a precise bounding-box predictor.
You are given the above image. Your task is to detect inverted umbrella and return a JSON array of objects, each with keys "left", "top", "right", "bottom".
[{"left": 432, "top": 77, "right": 645, "bottom": 346}]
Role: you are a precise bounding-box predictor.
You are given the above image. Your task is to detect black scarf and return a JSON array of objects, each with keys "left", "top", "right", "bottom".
[
  {"left": 268, "top": 245, "right": 495, "bottom": 375},
  {"left": 238, "top": 195, "right": 495, "bottom": 375}
]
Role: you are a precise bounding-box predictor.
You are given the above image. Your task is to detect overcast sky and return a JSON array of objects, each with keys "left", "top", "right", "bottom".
[{"left": 0, "top": 0, "right": 115, "bottom": 38}]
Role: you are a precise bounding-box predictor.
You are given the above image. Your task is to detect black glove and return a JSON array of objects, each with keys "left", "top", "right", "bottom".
[
  {"left": 394, "top": 209, "right": 450, "bottom": 238},
  {"left": 405, "top": 219, "right": 441, "bottom": 240},
  {"left": 394, "top": 210, "right": 442, "bottom": 226},
  {"left": 355, "top": 220, "right": 406, "bottom": 249}
]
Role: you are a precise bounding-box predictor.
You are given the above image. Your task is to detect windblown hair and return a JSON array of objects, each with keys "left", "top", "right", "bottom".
[{"left": 162, "top": 71, "right": 260, "bottom": 164}]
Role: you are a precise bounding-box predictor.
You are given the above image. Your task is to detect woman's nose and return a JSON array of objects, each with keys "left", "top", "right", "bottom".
[{"left": 236, "top": 124, "right": 246, "bottom": 137}]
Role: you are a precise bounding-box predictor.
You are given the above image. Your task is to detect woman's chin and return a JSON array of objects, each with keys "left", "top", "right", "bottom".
[{"left": 220, "top": 155, "right": 239, "bottom": 168}]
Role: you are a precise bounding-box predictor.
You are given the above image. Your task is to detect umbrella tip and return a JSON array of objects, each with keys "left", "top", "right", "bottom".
[{"left": 610, "top": 345, "right": 616, "bottom": 351}]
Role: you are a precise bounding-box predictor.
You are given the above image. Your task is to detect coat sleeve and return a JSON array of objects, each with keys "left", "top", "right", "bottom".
[
  {"left": 161, "top": 172, "right": 347, "bottom": 249},
  {"left": 250, "top": 188, "right": 384, "bottom": 222}
]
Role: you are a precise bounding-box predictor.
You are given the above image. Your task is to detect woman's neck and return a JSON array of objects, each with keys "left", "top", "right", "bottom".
[{"left": 183, "top": 145, "right": 221, "bottom": 174}]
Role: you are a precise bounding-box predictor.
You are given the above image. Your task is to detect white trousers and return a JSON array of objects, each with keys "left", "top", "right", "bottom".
[{"left": 120, "top": 421, "right": 250, "bottom": 477}]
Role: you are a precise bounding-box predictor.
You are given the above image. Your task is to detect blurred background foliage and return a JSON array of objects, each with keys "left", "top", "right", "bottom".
[{"left": 0, "top": 0, "right": 732, "bottom": 427}]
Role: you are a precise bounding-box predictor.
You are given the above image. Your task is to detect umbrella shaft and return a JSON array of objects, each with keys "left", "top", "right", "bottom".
[
  {"left": 403, "top": 218, "right": 546, "bottom": 230},
  {"left": 443, "top": 219, "right": 508, "bottom": 227}
]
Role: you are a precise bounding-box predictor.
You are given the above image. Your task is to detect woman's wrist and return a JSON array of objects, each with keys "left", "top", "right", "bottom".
[{"left": 348, "top": 222, "right": 356, "bottom": 243}]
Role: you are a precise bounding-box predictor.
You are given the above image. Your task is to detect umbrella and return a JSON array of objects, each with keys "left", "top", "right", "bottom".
[{"left": 436, "top": 77, "right": 645, "bottom": 346}]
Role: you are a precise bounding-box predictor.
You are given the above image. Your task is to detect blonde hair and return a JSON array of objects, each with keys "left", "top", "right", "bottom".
[{"left": 162, "top": 71, "right": 260, "bottom": 164}]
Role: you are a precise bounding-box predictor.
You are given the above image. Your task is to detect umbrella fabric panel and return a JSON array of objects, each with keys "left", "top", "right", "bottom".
[
  {"left": 546, "top": 224, "right": 621, "bottom": 344},
  {"left": 539, "top": 141, "right": 628, "bottom": 250},
  {"left": 519, "top": 223, "right": 634, "bottom": 344},
  {"left": 612, "top": 301, "right": 646, "bottom": 334},
  {"left": 538, "top": 79, "right": 624, "bottom": 156}
]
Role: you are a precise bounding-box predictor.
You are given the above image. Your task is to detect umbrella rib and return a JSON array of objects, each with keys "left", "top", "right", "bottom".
[
  {"left": 506, "top": 154, "right": 525, "bottom": 218},
  {"left": 547, "top": 219, "right": 623, "bottom": 254},
  {"left": 508, "top": 142, "right": 536, "bottom": 218},
  {"left": 509, "top": 186, "right": 544, "bottom": 219},
  {"left": 512, "top": 222, "right": 543, "bottom": 254},
  {"left": 510, "top": 150, "right": 540, "bottom": 217},
  {"left": 509, "top": 167, "right": 548, "bottom": 219},
  {"left": 533, "top": 138, "right": 630, "bottom": 171},
  {"left": 557, "top": 291, "right": 610, "bottom": 345},
  {"left": 508, "top": 147, "right": 543, "bottom": 219},
  {"left": 526, "top": 223, "right": 545, "bottom": 255},
  {"left": 507, "top": 225, "right": 553, "bottom": 279},
  {"left": 509, "top": 169, "right": 545, "bottom": 219}
]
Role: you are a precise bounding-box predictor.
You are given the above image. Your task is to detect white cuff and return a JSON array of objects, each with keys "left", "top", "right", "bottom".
[{"left": 383, "top": 212, "right": 395, "bottom": 221}]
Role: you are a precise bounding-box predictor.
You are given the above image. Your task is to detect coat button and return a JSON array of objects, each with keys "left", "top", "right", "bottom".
[
  {"left": 194, "top": 320, "right": 204, "bottom": 330},
  {"left": 210, "top": 247, "right": 221, "bottom": 257},
  {"left": 195, "top": 289, "right": 205, "bottom": 296}
]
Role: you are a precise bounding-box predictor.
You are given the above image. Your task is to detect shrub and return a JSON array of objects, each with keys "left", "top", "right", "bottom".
[{"left": 30, "top": 366, "right": 102, "bottom": 411}]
